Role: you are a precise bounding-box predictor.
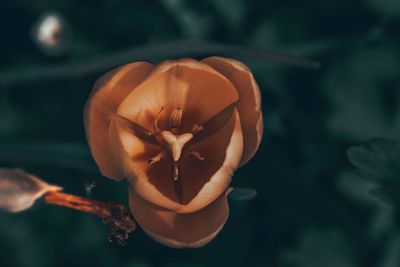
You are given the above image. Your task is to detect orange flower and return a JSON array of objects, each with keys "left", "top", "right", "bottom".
[{"left": 84, "top": 57, "right": 263, "bottom": 248}]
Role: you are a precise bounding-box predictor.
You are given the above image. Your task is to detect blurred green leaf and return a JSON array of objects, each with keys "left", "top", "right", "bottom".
[
  {"left": 348, "top": 137, "right": 400, "bottom": 204},
  {"left": 378, "top": 233, "right": 400, "bottom": 267},
  {"left": 229, "top": 187, "right": 257, "bottom": 201},
  {"left": 209, "top": 0, "right": 246, "bottom": 30},
  {"left": 337, "top": 172, "right": 395, "bottom": 241},
  {"left": 160, "top": 0, "right": 211, "bottom": 38},
  {"left": 366, "top": 0, "right": 400, "bottom": 16},
  {"left": 322, "top": 46, "right": 400, "bottom": 140},
  {"left": 280, "top": 229, "right": 357, "bottom": 267}
]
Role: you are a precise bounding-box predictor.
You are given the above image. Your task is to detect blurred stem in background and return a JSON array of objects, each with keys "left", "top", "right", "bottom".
[
  {"left": 0, "top": 16, "right": 396, "bottom": 88},
  {"left": 0, "top": 40, "right": 320, "bottom": 87}
]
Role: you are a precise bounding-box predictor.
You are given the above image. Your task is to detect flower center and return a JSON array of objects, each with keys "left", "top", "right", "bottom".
[
  {"left": 161, "top": 131, "right": 193, "bottom": 162},
  {"left": 147, "top": 107, "right": 205, "bottom": 181}
]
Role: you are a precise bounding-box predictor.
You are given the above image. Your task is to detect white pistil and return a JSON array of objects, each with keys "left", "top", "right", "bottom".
[
  {"left": 161, "top": 131, "right": 193, "bottom": 162},
  {"left": 150, "top": 107, "right": 205, "bottom": 182},
  {"left": 152, "top": 107, "right": 164, "bottom": 135}
]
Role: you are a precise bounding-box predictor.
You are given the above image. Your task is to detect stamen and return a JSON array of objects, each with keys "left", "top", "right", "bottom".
[
  {"left": 191, "top": 124, "right": 203, "bottom": 133},
  {"left": 152, "top": 107, "right": 164, "bottom": 135},
  {"left": 161, "top": 131, "right": 193, "bottom": 161},
  {"left": 190, "top": 151, "right": 205, "bottom": 161},
  {"left": 114, "top": 115, "right": 153, "bottom": 136},
  {"left": 170, "top": 107, "right": 182, "bottom": 129},
  {"left": 148, "top": 152, "right": 164, "bottom": 165}
]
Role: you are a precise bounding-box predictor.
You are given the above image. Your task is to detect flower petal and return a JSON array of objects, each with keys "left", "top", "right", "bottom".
[
  {"left": 84, "top": 62, "right": 153, "bottom": 180},
  {"left": 110, "top": 109, "right": 242, "bottom": 214},
  {"left": 0, "top": 168, "right": 62, "bottom": 213},
  {"left": 129, "top": 186, "right": 232, "bottom": 248},
  {"left": 177, "top": 108, "right": 243, "bottom": 213},
  {"left": 202, "top": 56, "right": 263, "bottom": 166},
  {"left": 117, "top": 58, "right": 239, "bottom": 133}
]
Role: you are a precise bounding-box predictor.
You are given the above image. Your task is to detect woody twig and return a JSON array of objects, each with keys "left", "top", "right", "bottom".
[{"left": 44, "top": 191, "right": 136, "bottom": 246}]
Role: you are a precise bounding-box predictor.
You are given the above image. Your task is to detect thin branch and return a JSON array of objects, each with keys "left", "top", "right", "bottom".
[{"left": 44, "top": 191, "right": 136, "bottom": 246}]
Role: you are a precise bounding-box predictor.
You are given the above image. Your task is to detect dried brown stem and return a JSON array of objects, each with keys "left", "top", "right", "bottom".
[{"left": 44, "top": 191, "right": 136, "bottom": 246}]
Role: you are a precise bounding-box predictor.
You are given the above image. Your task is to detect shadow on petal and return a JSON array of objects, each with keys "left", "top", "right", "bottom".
[
  {"left": 177, "top": 109, "right": 243, "bottom": 209},
  {"left": 202, "top": 56, "right": 263, "bottom": 166},
  {"left": 85, "top": 62, "right": 153, "bottom": 180}
]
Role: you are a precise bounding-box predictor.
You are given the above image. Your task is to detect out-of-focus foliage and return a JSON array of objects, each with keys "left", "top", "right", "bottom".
[
  {"left": 322, "top": 47, "right": 400, "bottom": 140},
  {"left": 0, "top": 0, "right": 400, "bottom": 266},
  {"left": 280, "top": 229, "right": 357, "bottom": 267},
  {"left": 348, "top": 138, "right": 400, "bottom": 204},
  {"left": 229, "top": 188, "right": 257, "bottom": 201}
]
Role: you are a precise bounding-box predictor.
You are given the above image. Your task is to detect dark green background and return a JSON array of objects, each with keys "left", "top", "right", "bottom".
[{"left": 1, "top": 0, "right": 400, "bottom": 267}]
